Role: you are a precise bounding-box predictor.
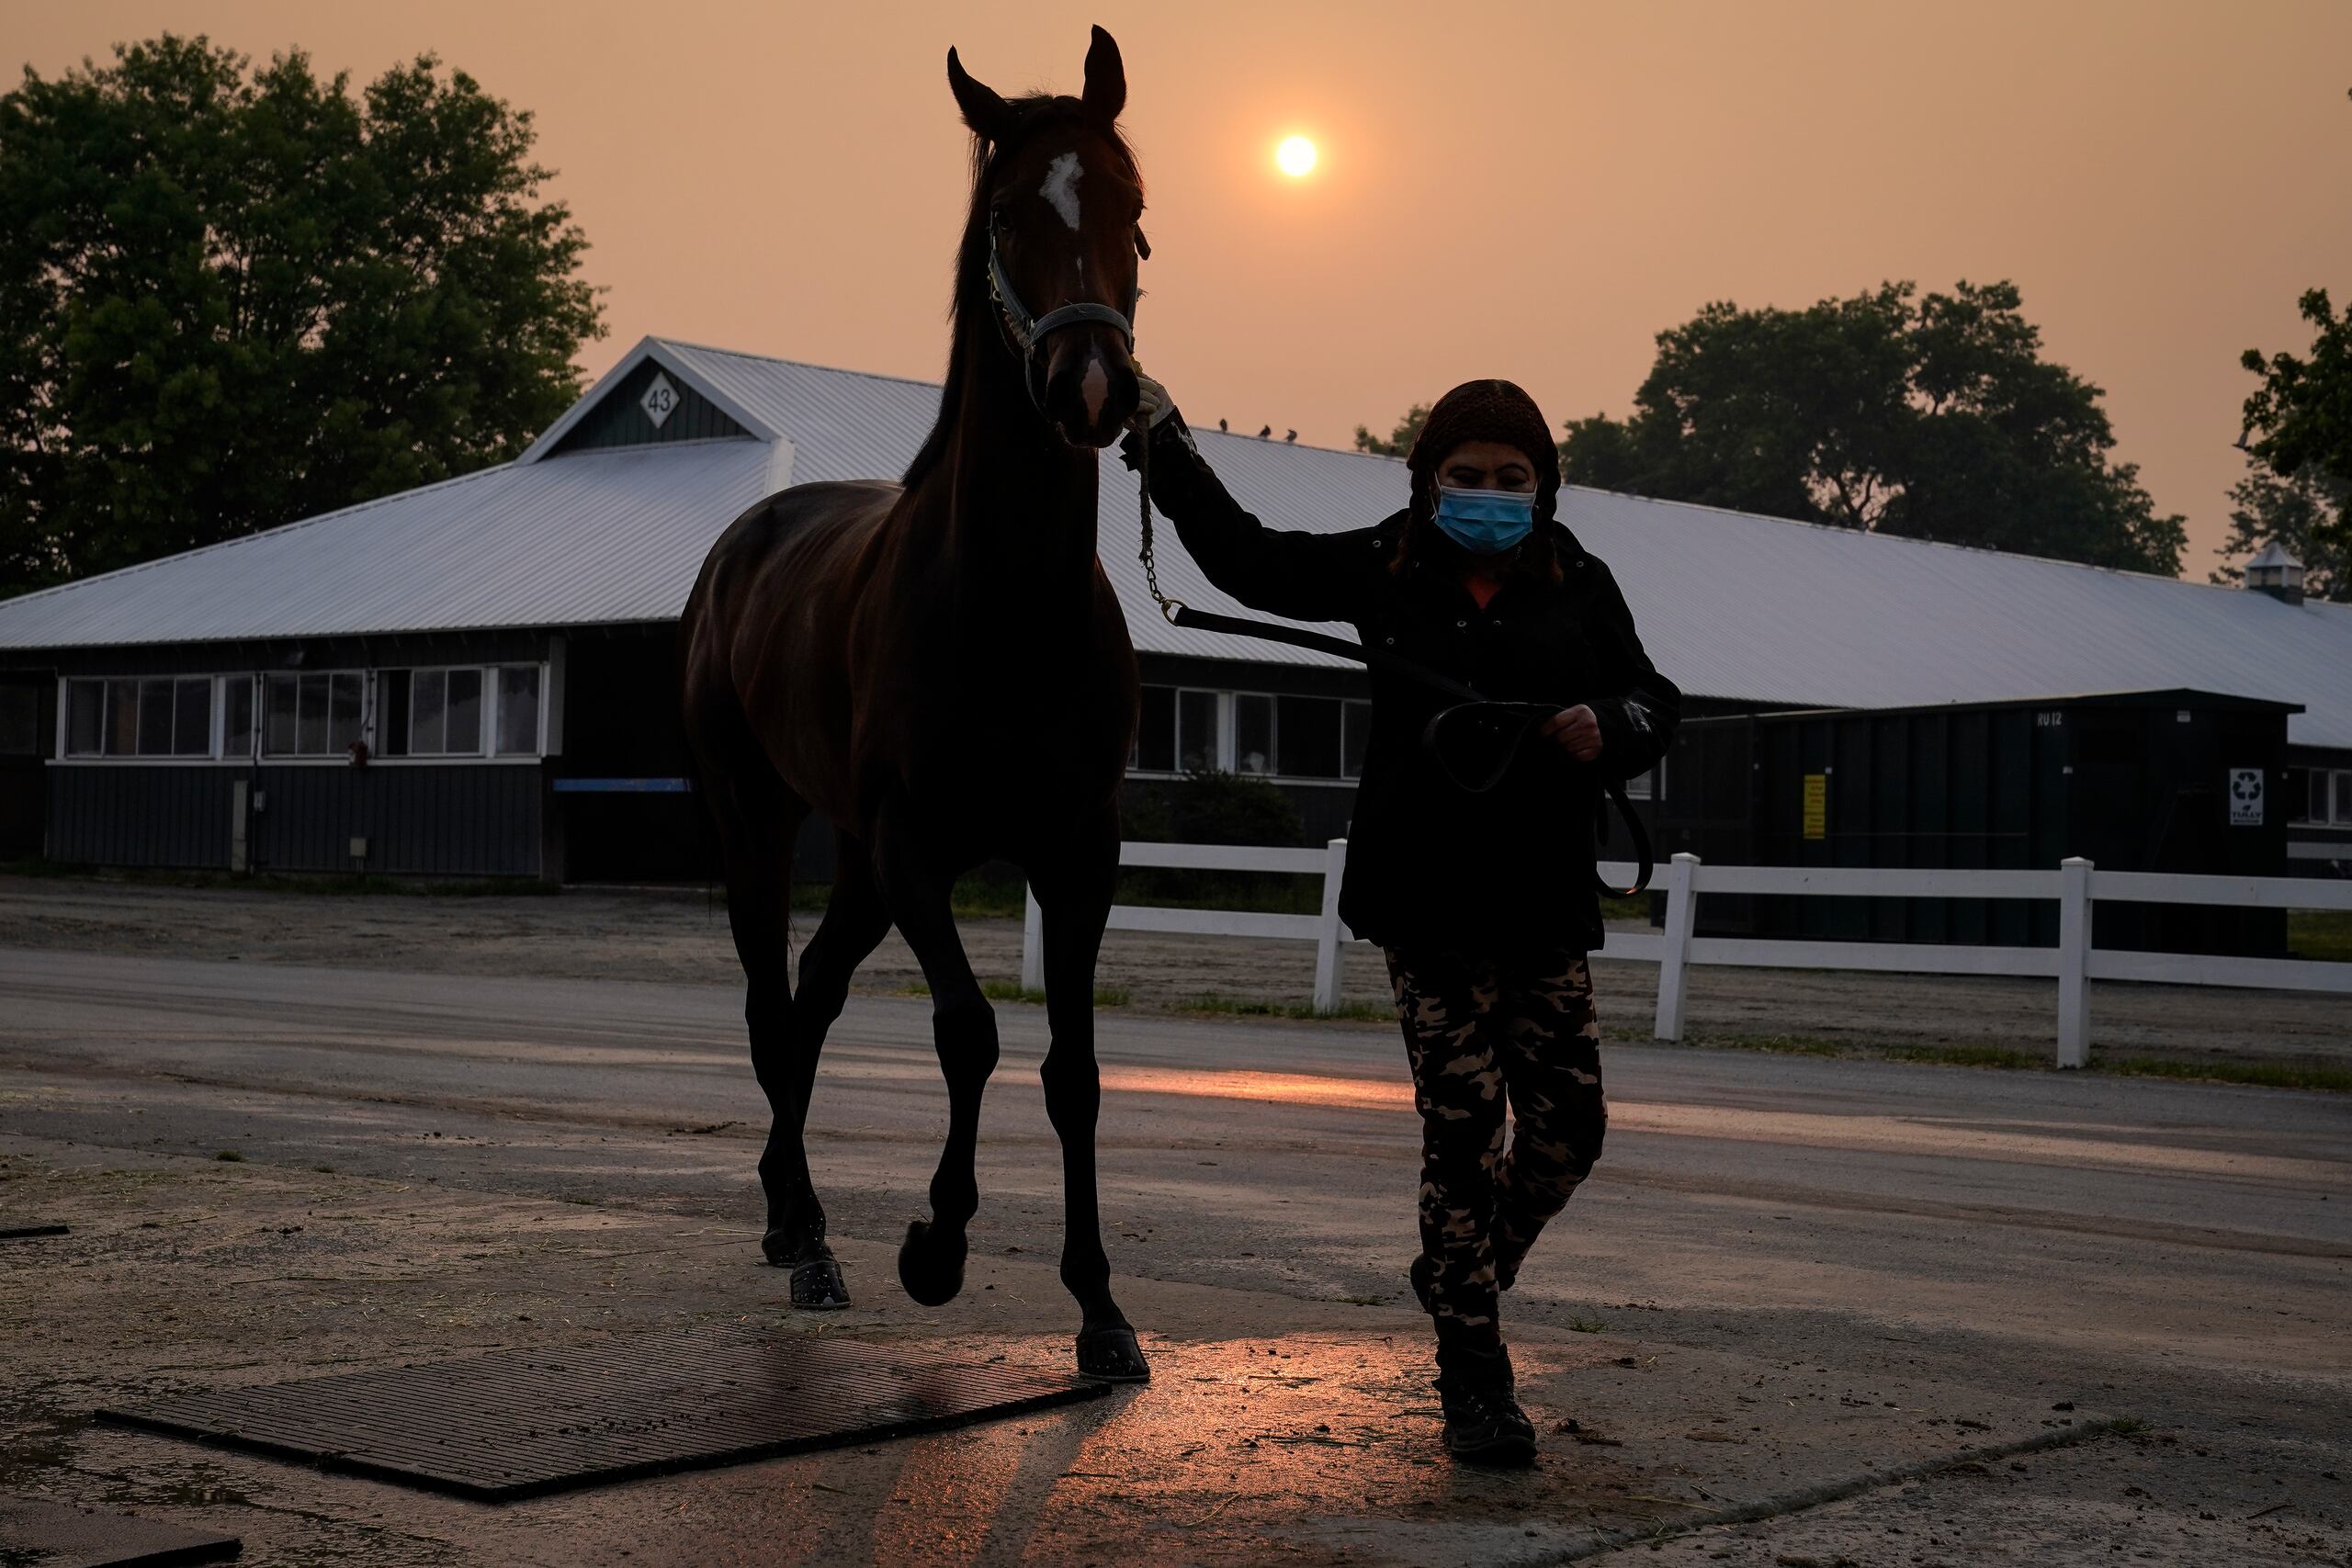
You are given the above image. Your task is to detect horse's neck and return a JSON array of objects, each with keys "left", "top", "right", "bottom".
[{"left": 916, "top": 339, "right": 1103, "bottom": 616}]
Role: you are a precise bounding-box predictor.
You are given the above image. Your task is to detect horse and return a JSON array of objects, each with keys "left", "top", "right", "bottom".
[{"left": 678, "top": 27, "right": 1151, "bottom": 1382}]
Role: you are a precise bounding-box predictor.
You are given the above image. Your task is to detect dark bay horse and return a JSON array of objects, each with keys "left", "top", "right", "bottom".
[{"left": 678, "top": 28, "right": 1150, "bottom": 1381}]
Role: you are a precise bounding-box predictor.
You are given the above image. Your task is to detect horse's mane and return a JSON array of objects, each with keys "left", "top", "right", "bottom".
[{"left": 901, "top": 96, "right": 1141, "bottom": 491}]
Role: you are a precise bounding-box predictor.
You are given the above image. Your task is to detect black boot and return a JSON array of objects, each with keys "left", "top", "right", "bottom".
[{"left": 1434, "top": 1339, "right": 1536, "bottom": 1465}]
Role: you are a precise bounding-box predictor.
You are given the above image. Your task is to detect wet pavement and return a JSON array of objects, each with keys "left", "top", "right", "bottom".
[{"left": 1, "top": 946, "right": 2347, "bottom": 1565}]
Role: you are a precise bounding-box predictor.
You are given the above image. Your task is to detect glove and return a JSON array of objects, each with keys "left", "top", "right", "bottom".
[{"left": 1130, "top": 361, "right": 1178, "bottom": 429}]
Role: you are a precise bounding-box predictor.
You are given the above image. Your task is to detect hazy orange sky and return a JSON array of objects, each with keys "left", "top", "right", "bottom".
[{"left": 18, "top": 2, "right": 2352, "bottom": 572}]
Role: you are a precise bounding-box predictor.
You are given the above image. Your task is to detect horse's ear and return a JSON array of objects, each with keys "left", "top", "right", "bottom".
[
  {"left": 1081, "top": 26, "right": 1125, "bottom": 123},
  {"left": 947, "top": 47, "right": 1014, "bottom": 142}
]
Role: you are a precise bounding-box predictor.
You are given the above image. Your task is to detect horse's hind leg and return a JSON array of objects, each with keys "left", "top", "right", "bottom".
[
  {"left": 704, "top": 766, "right": 844, "bottom": 1305},
  {"left": 1028, "top": 807, "right": 1148, "bottom": 1382},
  {"left": 869, "top": 810, "right": 996, "bottom": 1309},
  {"left": 791, "top": 830, "right": 892, "bottom": 1118}
]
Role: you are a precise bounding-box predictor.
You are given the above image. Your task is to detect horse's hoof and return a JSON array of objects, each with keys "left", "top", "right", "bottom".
[
  {"left": 1075, "top": 1325, "right": 1151, "bottom": 1382},
  {"left": 790, "top": 1257, "right": 851, "bottom": 1311},
  {"left": 897, "top": 1219, "right": 966, "bottom": 1306}
]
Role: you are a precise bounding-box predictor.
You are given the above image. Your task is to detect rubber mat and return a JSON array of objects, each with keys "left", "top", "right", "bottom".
[
  {"left": 98, "top": 1326, "right": 1111, "bottom": 1501},
  {"left": 0, "top": 1494, "right": 240, "bottom": 1566},
  {"left": 0, "top": 1224, "right": 70, "bottom": 1241}
]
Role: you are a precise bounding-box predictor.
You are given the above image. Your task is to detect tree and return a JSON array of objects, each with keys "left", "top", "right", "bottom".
[
  {"left": 1353, "top": 402, "right": 1430, "bottom": 458},
  {"left": 1547, "top": 280, "right": 2186, "bottom": 574},
  {"left": 2211, "top": 460, "right": 2348, "bottom": 603},
  {"left": 2240, "top": 287, "right": 2352, "bottom": 578},
  {"left": 0, "top": 36, "right": 603, "bottom": 597}
]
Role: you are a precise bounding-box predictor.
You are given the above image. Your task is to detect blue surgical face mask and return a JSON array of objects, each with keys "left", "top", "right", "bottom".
[{"left": 1432, "top": 484, "right": 1537, "bottom": 555}]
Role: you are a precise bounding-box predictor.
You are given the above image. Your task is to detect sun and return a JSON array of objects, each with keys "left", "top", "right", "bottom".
[{"left": 1275, "top": 135, "right": 1317, "bottom": 178}]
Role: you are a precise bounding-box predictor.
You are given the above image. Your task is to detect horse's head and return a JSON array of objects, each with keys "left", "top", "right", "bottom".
[{"left": 947, "top": 26, "right": 1145, "bottom": 449}]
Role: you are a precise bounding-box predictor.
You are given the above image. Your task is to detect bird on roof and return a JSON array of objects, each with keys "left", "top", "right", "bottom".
[
  {"left": 1218, "top": 418, "right": 1228, "bottom": 432},
  {"left": 1284, "top": 430, "right": 1297, "bottom": 443},
  {"left": 1258, "top": 424, "right": 1272, "bottom": 439}
]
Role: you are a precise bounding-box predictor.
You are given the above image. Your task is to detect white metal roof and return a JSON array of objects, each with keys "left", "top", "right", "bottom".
[{"left": 4, "top": 335, "right": 2348, "bottom": 750}]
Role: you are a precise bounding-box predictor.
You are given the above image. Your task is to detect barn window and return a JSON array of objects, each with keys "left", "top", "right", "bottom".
[
  {"left": 64, "top": 681, "right": 103, "bottom": 755},
  {"left": 1130, "top": 687, "right": 1371, "bottom": 780},
  {"left": 262, "top": 672, "right": 363, "bottom": 757},
  {"left": 107, "top": 680, "right": 137, "bottom": 754},
  {"left": 376, "top": 664, "right": 545, "bottom": 759},
  {"left": 224, "top": 678, "right": 256, "bottom": 759},
  {"left": 61, "top": 676, "right": 214, "bottom": 759},
  {"left": 398, "top": 668, "right": 484, "bottom": 756},
  {"left": 1176, "top": 690, "right": 1218, "bottom": 773},
  {"left": 495, "top": 666, "right": 541, "bottom": 755},
  {"left": 1233, "top": 694, "right": 1274, "bottom": 775}
]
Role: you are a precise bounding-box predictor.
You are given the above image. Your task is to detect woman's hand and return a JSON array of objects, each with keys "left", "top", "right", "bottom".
[
  {"left": 1541, "top": 704, "right": 1603, "bottom": 762},
  {"left": 1131, "top": 361, "right": 1178, "bottom": 428}
]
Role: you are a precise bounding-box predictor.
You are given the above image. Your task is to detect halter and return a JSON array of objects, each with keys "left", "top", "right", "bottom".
[{"left": 985, "top": 218, "right": 1146, "bottom": 412}]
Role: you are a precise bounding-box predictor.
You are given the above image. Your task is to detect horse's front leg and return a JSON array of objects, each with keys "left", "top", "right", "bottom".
[
  {"left": 1028, "top": 807, "right": 1148, "bottom": 1382},
  {"left": 871, "top": 807, "right": 996, "bottom": 1308}
]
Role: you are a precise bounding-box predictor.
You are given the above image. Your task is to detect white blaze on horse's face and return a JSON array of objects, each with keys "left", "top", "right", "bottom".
[
  {"left": 1042, "top": 152, "right": 1110, "bottom": 423},
  {"left": 1040, "top": 152, "right": 1083, "bottom": 231},
  {"left": 1080, "top": 354, "right": 1111, "bottom": 426}
]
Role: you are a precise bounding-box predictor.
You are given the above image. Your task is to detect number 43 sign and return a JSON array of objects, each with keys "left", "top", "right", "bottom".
[
  {"left": 2228, "top": 767, "right": 2264, "bottom": 827},
  {"left": 639, "top": 372, "right": 680, "bottom": 430}
]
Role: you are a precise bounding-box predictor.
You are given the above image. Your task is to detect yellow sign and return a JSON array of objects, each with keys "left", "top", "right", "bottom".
[{"left": 1802, "top": 773, "right": 1827, "bottom": 840}]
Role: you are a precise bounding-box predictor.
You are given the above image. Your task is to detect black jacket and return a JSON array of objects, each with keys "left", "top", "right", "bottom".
[{"left": 1135, "top": 414, "right": 1681, "bottom": 953}]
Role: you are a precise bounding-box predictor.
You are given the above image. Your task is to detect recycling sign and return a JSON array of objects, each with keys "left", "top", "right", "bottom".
[{"left": 2228, "top": 767, "right": 2264, "bottom": 827}]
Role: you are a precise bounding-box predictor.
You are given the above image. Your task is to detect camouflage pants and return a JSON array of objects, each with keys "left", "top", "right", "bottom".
[{"left": 1385, "top": 944, "right": 1606, "bottom": 1352}]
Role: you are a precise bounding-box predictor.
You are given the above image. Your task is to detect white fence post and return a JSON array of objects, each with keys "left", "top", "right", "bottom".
[
  {"left": 1312, "top": 838, "right": 1349, "bottom": 1014},
  {"left": 1652, "top": 852, "right": 1700, "bottom": 1042},
  {"left": 1021, "top": 883, "right": 1045, "bottom": 994},
  {"left": 2056, "top": 856, "right": 2093, "bottom": 1069}
]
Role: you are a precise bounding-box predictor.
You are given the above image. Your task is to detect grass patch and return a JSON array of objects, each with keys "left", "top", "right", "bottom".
[
  {"left": 1566, "top": 1314, "right": 1608, "bottom": 1334},
  {"left": 952, "top": 870, "right": 1027, "bottom": 920},
  {"left": 2289, "top": 909, "right": 2352, "bottom": 964},
  {"left": 1687, "top": 1032, "right": 1848, "bottom": 1058},
  {"left": 1688, "top": 1033, "right": 2044, "bottom": 1070},
  {"left": 1683, "top": 1032, "right": 2348, "bottom": 1093},
  {"left": 212, "top": 1149, "right": 244, "bottom": 1162},
  {"left": 1175, "top": 994, "right": 1394, "bottom": 1023},
  {"left": 897, "top": 980, "right": 1131, "bottom": 1008},
  {"left": 1598, "top": 893, "right": 1649, "bottom": 923},
  {"left": 1882, "top": 1043, "right": 2043, "bottom": 1071},
  {"left": 2097, "top": 1055, "right": 2352, "bottom": 1094}
]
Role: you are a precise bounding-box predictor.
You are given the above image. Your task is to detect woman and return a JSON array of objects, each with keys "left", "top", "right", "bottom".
[{"left": 1123, "top": 375, "right": 1679, "bottom": 1464}]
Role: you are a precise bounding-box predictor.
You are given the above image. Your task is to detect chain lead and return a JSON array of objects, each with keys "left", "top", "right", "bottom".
[{"left": 1133, "top": 413, "right": 1183, "bottom": 624}]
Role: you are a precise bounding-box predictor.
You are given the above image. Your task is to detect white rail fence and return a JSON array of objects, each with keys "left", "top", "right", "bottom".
[{"left": 1018, "top": 840, "right": 2352, "bottom": 1066}]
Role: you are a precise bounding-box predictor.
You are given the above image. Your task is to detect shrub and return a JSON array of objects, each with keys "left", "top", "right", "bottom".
[{"left": 1123, "top": 770, "right": 1309, "bottom": 909}]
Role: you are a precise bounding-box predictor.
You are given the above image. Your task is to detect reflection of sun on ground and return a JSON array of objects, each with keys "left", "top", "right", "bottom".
[{"left": 1275, "top": 135, "right": 1317, "bottom": 177}]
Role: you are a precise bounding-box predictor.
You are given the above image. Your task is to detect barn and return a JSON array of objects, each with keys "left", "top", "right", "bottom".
[{"left": 1, "top": 335, "right": 2346, "bottom": 884}]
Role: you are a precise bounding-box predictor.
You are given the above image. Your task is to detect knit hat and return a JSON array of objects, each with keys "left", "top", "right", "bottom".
[{"left": 1404, "top": 378, "right": 1562, "bottom": 527}]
